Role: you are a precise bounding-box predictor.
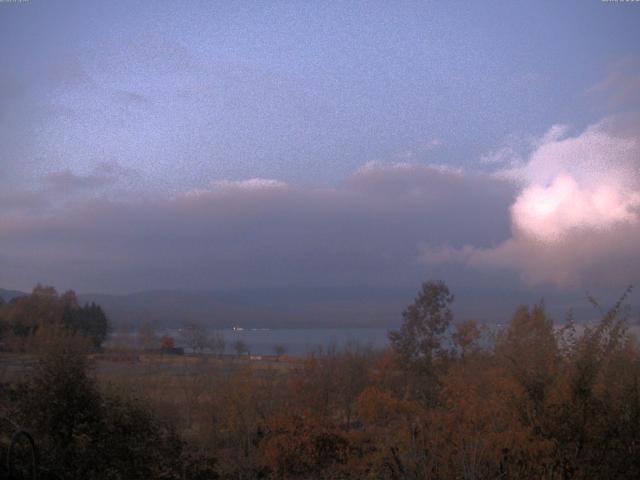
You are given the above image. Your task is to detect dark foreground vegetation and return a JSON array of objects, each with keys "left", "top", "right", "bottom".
[{"left": 0, "top": 282, "right": 639, "bottom": 479}]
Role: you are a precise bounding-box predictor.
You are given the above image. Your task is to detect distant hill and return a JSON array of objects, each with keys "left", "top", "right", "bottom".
[
  {"left": 0, "top": 288, "right": 27, "bottom": 302},
  {"left": 3, "top": 285, "right": 636, "bottom": 330},
  {"left": 78, "top": 287, "right": 413, "bottom": 329},
  {"left": 77, "top": 286, "right": 625, "bottom": 330}
]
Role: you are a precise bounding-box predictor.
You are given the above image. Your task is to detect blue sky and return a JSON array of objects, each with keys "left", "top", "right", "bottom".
[
  {"left": 2, "top": 1, "right": 638, "bottom": 189},
  {"left": 1, "top": 1, "right": 640, "bottom": 299}
]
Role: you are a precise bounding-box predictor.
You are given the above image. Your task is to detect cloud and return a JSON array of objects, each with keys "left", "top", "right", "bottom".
[
  {"left": 0, "top": 162, "right": 135, "bottom": 217},
  {"left": 0, "top": 190, "right": 49, "bottom": 212},
  {"left": 423, "top": 115, "right": 640, "bottom": 288},
  {"left": 5, "top": 113, "right": 638, "bottom": 293},
  {"left": 0, "top": 163, "right": 514, "bottom": 293},
  {"left": 209, "top": 178, "right": 288, "bottom": 191},
  {"left": 511, "top": 174, "right": 639, "bottom": 243},
  {"left": 43, "top": 162, "right": 131, "bottom": 194},
  {"left": 480, "top": 145, "right": 523, "bottom": 167},
  {"left": 4, "top": 114, "right": 638, "bottom": 293},
  {"left": 587, "top": 56, "right": 640, "bottom": 109}
]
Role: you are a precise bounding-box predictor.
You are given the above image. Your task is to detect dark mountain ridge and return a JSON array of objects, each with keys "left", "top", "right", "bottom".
[
  {"left": 0, "top": 288, "right": 27, "bottom": 302},
  {"left": 2, "top": 286, "right": 637, "bottom": 329}
]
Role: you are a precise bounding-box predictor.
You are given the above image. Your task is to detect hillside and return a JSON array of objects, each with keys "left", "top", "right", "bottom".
[
  {"left": 3, "top": 286, "right": 636, "bottom": 329},
  {"left": 78, "top": 286, "right": 623, "bottom": 329},
  {"left": 0, "top": 288, "right": 27, "bottom": 302}
]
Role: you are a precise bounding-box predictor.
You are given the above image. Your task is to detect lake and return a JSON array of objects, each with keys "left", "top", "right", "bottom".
[{"left": 165, "top": 327, "right": 391, "bottom": 356}]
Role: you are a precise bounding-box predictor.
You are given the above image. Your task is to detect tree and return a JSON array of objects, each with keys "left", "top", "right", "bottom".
[
  {"left": 20, "top": 340, "right": 101, "bottom": 478},
  {"left": 62, "top": 300, "right": 109, "bottom": 349},
  {"left": 234, "top": 340, "right": 248, "bottom": 356},
  {"left": 18, "top": 340, "right": 184, "bottom": 479},
  {"left": 260, "top": 413, "right": 350, "bottom": 479},
  {"left": 183, "top": 322, "right": 209, "bottom": 354},
  {"left": 496, "top": 303, "right": 558, "bottom": 410},
  {"left": 6, "top": 284, "right": 62, "bottom": 339},
  {"left": 1, "top": 285, "right": 109, "bottom": 350},
  {"left": 452, "top": 319, "right": 483, "bottom": 359},
  {"left": 388, "top": 280, "right": 454, "bottom": 373},
  {"left": 161, "top": 335, "right": 176, "bottom": 350},
  {"left": 137, "top": 321, "right": 158, "bottom": 351},
  {"left": 336, "top": 340, "right": 372, "bottom": 429},
  {"left": 388, "top": 280, "right": 454, "bottom": 404},
  {"left": 273, "top": 344, "right": 286, "bottom": 358},
  {"left": 542, "top": 287, "right": 640, "bottom": 479},
  {"left": 0, "top": 296, "right": 7, "bottom": 339},
  {"left": 211, "top": 329, "right": 226, "bottom": 356}
]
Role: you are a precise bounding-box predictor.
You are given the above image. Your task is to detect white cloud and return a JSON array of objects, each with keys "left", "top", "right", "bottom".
[
  {"left": 212, "top": 178, "right": 288, "bottom": 190},
  {"left": 480, "top": 145, "right": 522, "bottom": 167},
  {"left": 185, "top": 178, "right": 289, "bottom": 197},
  {"left": 512, "top": 174, "right": 640, "bottom": 243}
]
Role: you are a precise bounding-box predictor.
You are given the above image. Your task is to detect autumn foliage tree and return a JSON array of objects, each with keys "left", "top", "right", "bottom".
[
  {"left": 388, "top": 280, "right": 454, "bottom": 403},
  {"left": 161, "top": 335, "right": 176, "bottom": 349},
  {"left": 388, "top": 281, "right": 454, "bottom": 370},
  {"left": 0, "top": 285, "right": 109, "bottom": 350}
]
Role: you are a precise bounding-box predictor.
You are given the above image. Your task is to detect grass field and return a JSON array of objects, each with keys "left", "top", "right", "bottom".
[{"left": 0, "top": 350, "right": 300, "bottom": 447}]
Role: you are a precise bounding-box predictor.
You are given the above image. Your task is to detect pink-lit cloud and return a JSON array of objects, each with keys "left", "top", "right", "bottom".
[{"left": 423, "top": 115, "right": 640, "bottom": 288}]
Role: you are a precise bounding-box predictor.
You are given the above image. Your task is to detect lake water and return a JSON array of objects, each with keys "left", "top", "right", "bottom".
[
  {"left": 224, "top": 328, "right": 390, "bottom": 355},
  {"left": 167, "top": 327, "right": 391, "bottom": 356},
  {"left": 110, "top": 322, "right": 640, "bottom": 356}
]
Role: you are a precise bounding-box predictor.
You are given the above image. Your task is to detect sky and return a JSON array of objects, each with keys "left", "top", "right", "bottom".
[{"left": 1, "top": 1, "right": 640, "bottom": 305}]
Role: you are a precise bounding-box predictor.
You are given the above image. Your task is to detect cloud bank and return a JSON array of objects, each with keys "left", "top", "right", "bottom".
[
  {"left": 0, "top": 163, "right": 515, "bottom": 293},
  {"left": 423, "top": 115, "right": 640, "bottom": 288},
  {"left": 2, "top": 114, "right": 639, "bottom": 293}
]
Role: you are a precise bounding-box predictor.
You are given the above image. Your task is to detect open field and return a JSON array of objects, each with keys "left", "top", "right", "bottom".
[{"left": 0, "top": 350, "right": 300, "bottom": 445}]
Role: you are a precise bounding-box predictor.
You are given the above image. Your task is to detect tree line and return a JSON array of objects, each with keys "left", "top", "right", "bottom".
[{"left": 0, "top": 285, "right": 108, "bottom": 351}]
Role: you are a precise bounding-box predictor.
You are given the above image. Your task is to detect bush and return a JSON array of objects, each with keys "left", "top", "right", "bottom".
[{"left": 17, "top": 342, "right": 184, "bottom": 480}]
